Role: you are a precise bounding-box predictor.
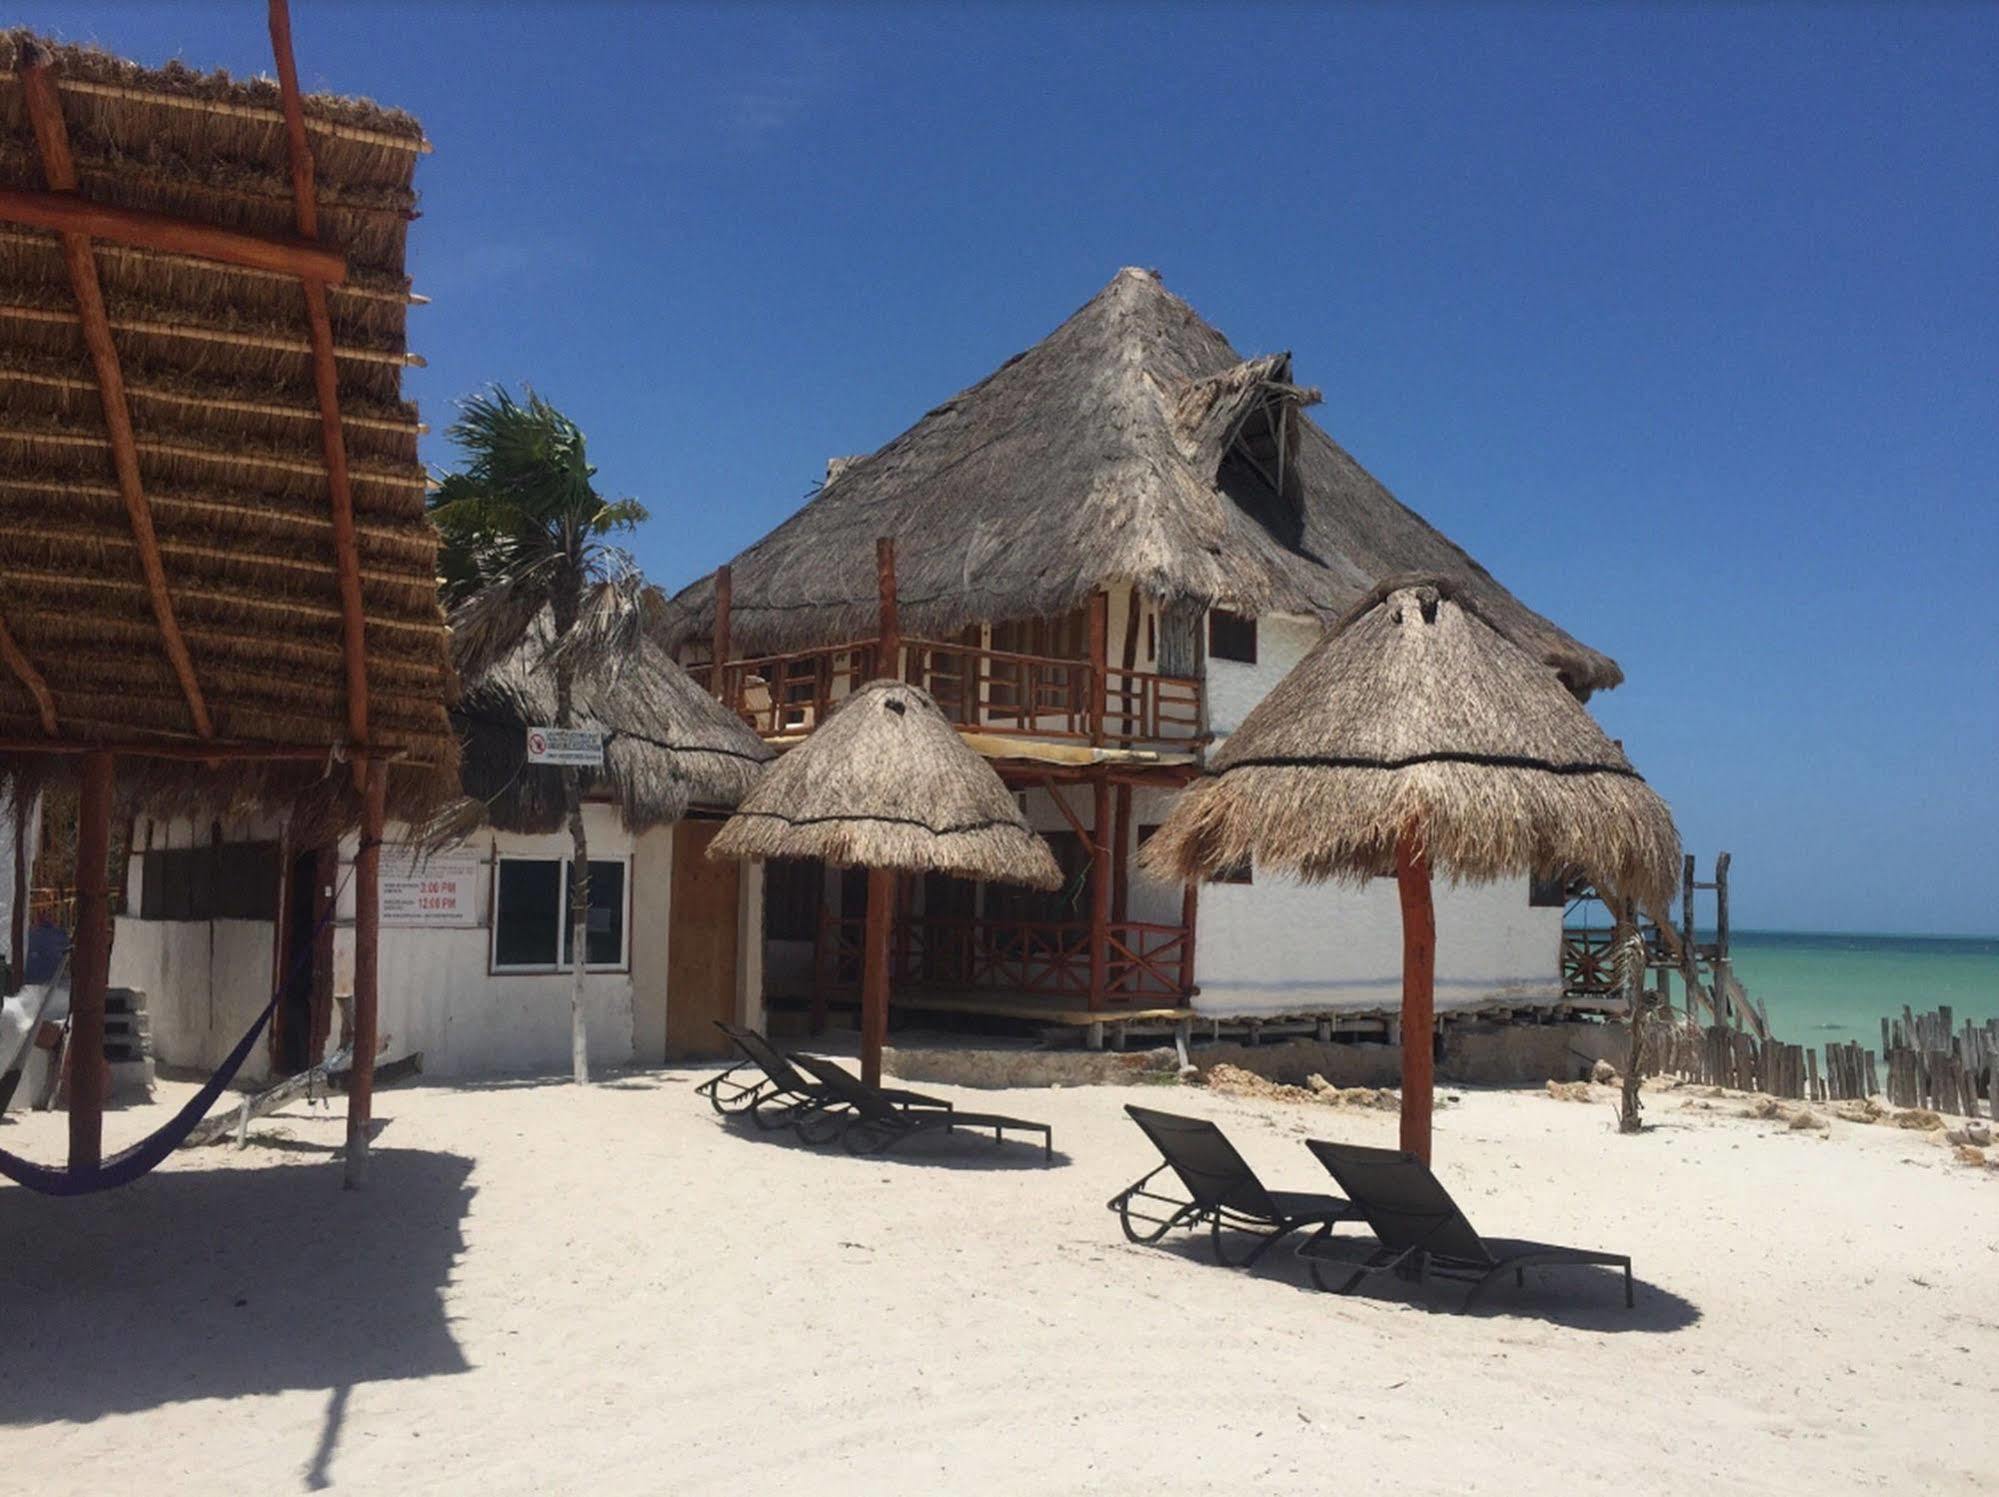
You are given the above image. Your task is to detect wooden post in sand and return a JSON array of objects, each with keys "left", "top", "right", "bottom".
[
  {"left": 1395, "top": 828, "right": 1437, "bottom": 1164},
  {"left": 860, "top": 867, "right": 893, "bottom": 1088},
  {"left": 67, "top": 750, "right": 115, "bottom": 1171},
  {"left": 344, "top": 763, "right": 387, "bottom": 1189}
]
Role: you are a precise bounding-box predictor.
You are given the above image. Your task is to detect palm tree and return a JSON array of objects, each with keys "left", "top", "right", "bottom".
[{"left": 430, "top": 387, "right": 650, "bottom": 1085}]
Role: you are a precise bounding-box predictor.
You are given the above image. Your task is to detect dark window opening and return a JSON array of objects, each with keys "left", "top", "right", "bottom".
[
  {"left": 765, "top": 858, "right": 823, "bottom": 943},
  {"left": 138, "top": 841, "right": 279, "bottom": 922},
  {"left": 1208, "top": 610, "right": 1258, "bottom": 665},
  {"left": 494, "top": 857, "right": 629, "bottom": 970}
]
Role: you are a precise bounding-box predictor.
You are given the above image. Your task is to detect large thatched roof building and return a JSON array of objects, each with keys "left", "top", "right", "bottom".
[
  {"left": 669, "top": 267, "right": 1619, "bottom": 697},
  {"left": 0, "top": 32, "right": 454, "bottom": 817},
  {"left": 454, "top": 602, "right": 774, "bottom": 836}
]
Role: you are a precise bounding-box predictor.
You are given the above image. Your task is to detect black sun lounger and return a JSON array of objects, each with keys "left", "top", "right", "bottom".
[
  {"left": 1109, "top": 1105, "right": 1351, "bottom": 1267},
  {"left": 788, "top": 1052, "right": 1053, "bottom": 1162},
  {"left": 1298, "top": 1140, "right": 1634, "bottom": 1310},
  {"left": 698, "top": 1022, "right": 949, "bottom": 1133}
]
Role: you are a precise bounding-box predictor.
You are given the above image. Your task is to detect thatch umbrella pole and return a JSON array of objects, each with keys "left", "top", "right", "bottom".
[
  {"left": 67, "top": 750, "right": 114, "bottom": 1172},
  {"left": 1394, "top": 828, "right": 1437, "bottom": 1163},
  {"left": 343, "top": 761, "right": 387, "bottom": 1189},
  {"left": 860, "top": 867, "right": 895, "bottom": 1087}
]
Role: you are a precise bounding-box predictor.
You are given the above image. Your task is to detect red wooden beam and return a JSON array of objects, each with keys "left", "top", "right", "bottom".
[
  {"left": 1395, "top": 828, "right": 1438, "bottom": 1164},
  {"left": 860, "top": 867, "right": 893, "bottom": 1087},
  {"left": 0, "top": 188, "right": 347, "bottom": 285},
  {"left": 1088, "top": 770, "right": 1110, "bottom": 1010},
  {"left": 0, "top": 611, "right": 57, "bottom": 734},
  {"left": 268, "top": 0, "right": 371, "bottom": 788},
  {"left": 67, "top": 750, "right": 114, "bottom": 1170},
  {"left": 21, "top": 52, "right": 214, "bottom": 742}
]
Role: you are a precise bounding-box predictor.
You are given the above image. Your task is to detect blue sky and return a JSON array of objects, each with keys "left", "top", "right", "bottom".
[{"left": 31, "top": 3, "right": 1998, "bottom": 935}]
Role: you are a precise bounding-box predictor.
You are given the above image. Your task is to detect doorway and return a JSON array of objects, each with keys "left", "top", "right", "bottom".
[{"left": 665, "top": 820, "right": 740, "bottom": 1060}]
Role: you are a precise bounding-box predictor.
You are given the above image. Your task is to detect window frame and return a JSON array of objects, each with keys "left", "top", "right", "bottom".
[
  {"left": 488, "top": 853, "right": 634, "bottom": 976},
  {"left": 1208, "top": 609, "right": 1258, "bottom": 665}
]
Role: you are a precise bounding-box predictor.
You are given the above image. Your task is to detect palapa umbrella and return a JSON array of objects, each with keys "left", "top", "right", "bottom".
[
  {"left": 709, "top": 680, "right": 1061, "bottom": 1085},
  {"left": 1141, "top": 576, "right": 1679, "bottom": 1161}
]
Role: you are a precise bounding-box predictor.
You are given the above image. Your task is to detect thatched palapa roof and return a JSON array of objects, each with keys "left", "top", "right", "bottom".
[
  {"left": 0, "top": 31, "right": 453, "bottom": 817},
  {"left": 670, "top": 268, "right": 1621, "bottom": 695},
  {"left": 709, "top": 680, "right": 1061, "bottom": 888},
  {"left": 453, "top": 603, "right": 773, "bottom": 836},
  {"left": 1139, "top": 577, "right": 1679, "bottom": 910}
]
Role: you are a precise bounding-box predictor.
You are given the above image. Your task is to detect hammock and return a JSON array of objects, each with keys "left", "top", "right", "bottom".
[{"left": 0, "top": 857, "right": 356, "bottom": 1197}]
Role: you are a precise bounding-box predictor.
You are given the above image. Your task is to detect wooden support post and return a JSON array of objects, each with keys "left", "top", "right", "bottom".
[
  {"left": 1088, "top": 591, "right": 1109, "bottom": 747},
  {"left": 1178, "top": 877, "right": 1198, "bottom": 1000},
  {"left": 1395, "top": 828, "right": 1437, "bottom": 1164},
  {"left": 860, "top": 866, "right": 893, "bottom": 1088},
  {"left": 1088, "top": 771, "right": 1110, "bottom": 1010},
  {"left": 1109, "top": 782, "right": 1132, "bottom": 925},
  {"left": 876, "top": 538, "right": 900, "bottom": 682},
  {"left": 68, "top": 750, "right": 114, "bottom": 1171},
  {"left": 1714, "top": 851, "right": 1736, "bottom": 1031},
  {"left": 7, "top": 789, "right": 28, "bottom": 996},
  {"left": 343, "top": 763, "right": 387, "bottom": 1189},
  {"left": 711, "top": 564, "right": 733, "bottom": 702}
]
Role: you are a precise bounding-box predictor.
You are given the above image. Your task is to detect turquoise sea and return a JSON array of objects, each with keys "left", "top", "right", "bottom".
[{"left": 1725, "top": 931, "right": 1999, "bottom": 1046}]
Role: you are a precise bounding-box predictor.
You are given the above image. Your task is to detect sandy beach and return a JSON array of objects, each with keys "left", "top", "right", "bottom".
[{"left": 1, "top": 1064, "right": 1994, "bottom": 1496}]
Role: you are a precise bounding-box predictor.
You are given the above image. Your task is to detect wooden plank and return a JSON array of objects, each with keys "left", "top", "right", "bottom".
[
  {"left": 0, "top": 186, "right": 346, "bottom": 283},
  {"left": 666, "top": 820, "right": 742, "bottom": 1059},
  {"left": 267, "top": 0, "right": 370, "bottom": 786},
  {"left": 21, "top": 51, "right": 213, "bottom": 742}
]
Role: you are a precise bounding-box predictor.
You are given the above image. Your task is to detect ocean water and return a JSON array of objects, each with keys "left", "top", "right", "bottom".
[{"left": 1723, "top": 931, "right": 1999, "bottom": 1046}]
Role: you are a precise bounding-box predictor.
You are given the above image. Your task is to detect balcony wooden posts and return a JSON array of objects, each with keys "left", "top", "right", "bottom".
[
  {"left": 66, "top": 750, "right": 115, "bottom": 1171},
  {"left": 711, "top": 564, "right": 732, "bottom": 702},
  {"left": 1394, "top": 828, "right": 1437, "bottom": 1165}
]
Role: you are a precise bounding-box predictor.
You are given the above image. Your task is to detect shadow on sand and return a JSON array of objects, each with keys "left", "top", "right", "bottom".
[
  {"left": 714, "top": 1109, "right": 1072, "bottom": 1171},
  {"left": 1133, "top": 1227, "right": 1702, "bottom": 1334},
  {"left": 0, "top": 1148, "right": 475, "bottom": 1428}
]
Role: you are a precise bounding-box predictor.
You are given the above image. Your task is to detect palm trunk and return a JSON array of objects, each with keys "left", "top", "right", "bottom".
[{"left": 554, "top": 579, "right": 590, "bottom": 1086}]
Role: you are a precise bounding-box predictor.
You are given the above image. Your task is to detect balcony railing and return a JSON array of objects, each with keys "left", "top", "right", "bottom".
[
  {"left": 817, "top": 913, "right": 1194, "bottom": 1007},
  {"left": 705, "top": 636, "right": 1201, "bottom": 745}
]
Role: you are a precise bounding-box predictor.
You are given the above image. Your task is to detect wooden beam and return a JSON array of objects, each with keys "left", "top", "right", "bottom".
[
  {"left": 860, "top": 866, "right": 893, "bottom": 1088},
  {"left": 0, "top": 610, "right": 57, "bottom": 734},
  {"left": 876, "top": 537, "right": 900, "bottom": 681},
  {"left": 1031, "top": 774, "right": 1092, "bottom": 848},
  {"left": 21, "top": 51, "right": 213, "bottom": 742},
  {"left": 0, "top": 187, "right": 347, "bottom": 284},
  {"left": 711, "top": 564, "right": 732, "bottom": 701},
  {"left": 1088, "top": 591, "right": 1108, "bottom": 747},
  {"left": 1395, "top": 828, "right": 1437, "bottom": 1165},
  {"left": 1089, "top": 771, "right": 1110, "bottom": 1011},
  {"left": 1177, "top": 875, "right": 1199, "bottom": 1000},
  {"left": 268, "top": 0, "right": 370, "bottom": 788},
  {"left": 343, "top": 762, "right": 387, "bottom": 1188},
  {"left": 68, "top": 750, "right": 114, "bottom": 1171}
]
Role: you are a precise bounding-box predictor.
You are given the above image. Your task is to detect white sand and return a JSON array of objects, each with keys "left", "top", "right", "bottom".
[{"left": 1, "top": 1066, "right": 1994, "bottom": 1495}]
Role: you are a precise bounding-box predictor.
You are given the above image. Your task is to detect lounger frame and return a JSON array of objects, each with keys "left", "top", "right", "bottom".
[{"left": 789, "top": 1052, "right": 1053, "bottom": 1163}]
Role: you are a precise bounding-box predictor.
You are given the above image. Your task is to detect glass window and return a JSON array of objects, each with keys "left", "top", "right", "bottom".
[
  {"left": 560, "top": 860, "right": 627, "bottom": 968},
  {"left": 494, "top": 856, "right": 630, "bottom": 971}
]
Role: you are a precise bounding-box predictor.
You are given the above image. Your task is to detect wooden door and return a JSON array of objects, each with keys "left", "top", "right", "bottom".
[{"left": 665, "top": 821, "right": 740, "bottom": 1060}]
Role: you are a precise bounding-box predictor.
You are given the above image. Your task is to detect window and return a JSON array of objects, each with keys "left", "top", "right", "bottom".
[
  {"left": 1208, "top": 610, "right": 1257, "bottom": 664},
  {"left": 1529, "top": 872, "right": 1573, "bottom": 909},
  {"left": 492, "top": 856, "right": 630, "bottom": 971},
  {"left": 764, "top": 858, "right": 822, "bottom": 943},
  {"left": 138, "top": 842, "right": 279, "bottom": 922}
]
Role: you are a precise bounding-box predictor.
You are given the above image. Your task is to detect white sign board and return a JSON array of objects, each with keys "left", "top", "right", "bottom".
[
  {"left": 526, "top": 727, "right": 605, "bottom": 767},
  {"left": 382, "top": 857, "right": 481, "bottom": 927}
]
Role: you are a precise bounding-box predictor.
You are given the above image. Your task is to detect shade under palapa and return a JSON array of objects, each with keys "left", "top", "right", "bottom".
[
  {"left": 1141, "top": 575, "right": 1680, "bottom": 912},
  {"left": 709, "top": 680, "right": 1060, "bottom": 889}
]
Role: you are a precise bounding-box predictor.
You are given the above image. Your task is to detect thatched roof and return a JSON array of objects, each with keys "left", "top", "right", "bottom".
[
  {"left": 708, "top": 680, "right": 1061, "bottom": 888},
  {"left": 1139, "top": 577, "right": 1679, "bottom": 911},
  {"left": 453, "top": 605, "right": 773, "bottom": 836},
  {"left": 0, "top": 32, "right": 454, "bottom": 818},
  {"left": 669, "top": 268, "right": 1621, "bottom": 695}
]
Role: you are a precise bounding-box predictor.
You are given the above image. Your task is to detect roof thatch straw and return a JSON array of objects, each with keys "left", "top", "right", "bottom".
[
  {"left": 451, "top": 603, "right": 774, "bottom": 837},
  {"left": 708, "top": 681, "right": 1061, "bottom": 888},
  {"left": 1139, "top": 576, "right": 1680, "bottom": 912},
  {"left": 669, "top": 268, "right": 1620, "bottom": 696},
  {"left": 0, "top": 33, "right": 453, "bottom": 822}
]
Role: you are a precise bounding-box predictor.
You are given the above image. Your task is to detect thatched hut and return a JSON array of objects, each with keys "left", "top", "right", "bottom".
[
  {"left": 0, "top": 24, "right": 450, "bottom": 1180},
  {"left": 1142, "top": 576, "right": 1680, "bottom": 1158},
  {"left": 711, "top": 681, "right": 1058, "bottom": 1082}
]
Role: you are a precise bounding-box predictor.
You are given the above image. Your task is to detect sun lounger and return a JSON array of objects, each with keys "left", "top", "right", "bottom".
[
  {"left": 788, "top": 1052, "right": 1053, "bottom": 1162},
  {"left": 1108, "top": 1105, "right": 1351, "bottom": 1267},
  {"left": 1299, "top": 1140, "right": 1634, "bottom": 1309},
  {"left": 698, "top": 1022, "right": 949, "bottom": 1133}
]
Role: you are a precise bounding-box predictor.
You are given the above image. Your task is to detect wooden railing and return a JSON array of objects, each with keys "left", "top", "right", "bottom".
[
  {"left": 705, "top": 635, "right": 1201, "bottom": 745},
  {"left": 818, "top": 912, "right": 1192, "bottom": 1006}
]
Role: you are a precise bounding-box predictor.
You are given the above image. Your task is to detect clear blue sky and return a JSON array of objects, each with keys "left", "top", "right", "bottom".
[{"left": 32, "top": 3, "right": 1999, "bottom": 935}]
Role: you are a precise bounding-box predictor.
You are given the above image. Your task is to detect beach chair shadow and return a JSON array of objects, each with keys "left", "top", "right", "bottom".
[{"left": 0, "top": 1148, "right": 474, "bottom": 1424}]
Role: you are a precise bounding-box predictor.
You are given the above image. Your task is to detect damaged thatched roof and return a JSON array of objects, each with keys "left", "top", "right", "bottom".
[
  {"left": 669, "top": 267, "right": 1622, "bottom": 695},
  {"left": 0, "top": 31, "right": 454, "bottom": 817},
  {"left": 1139, "top": 576, "right": 1679, "bottom": 911},
  {"left": 709, "top": 680, "right": 1061, "bottom": 888},
  {"left": 453, "top": 603, "right": 773, "bottom": 836}
]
